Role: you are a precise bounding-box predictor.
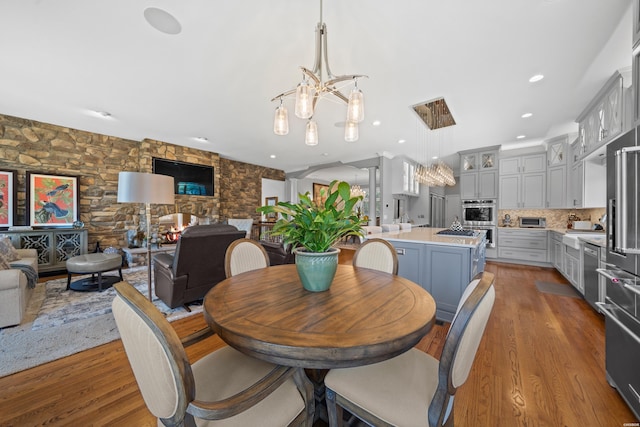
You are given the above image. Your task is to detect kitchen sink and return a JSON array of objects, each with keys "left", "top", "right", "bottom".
[{"left": 562, "top": 232, "right": 605, "bottom": 249}]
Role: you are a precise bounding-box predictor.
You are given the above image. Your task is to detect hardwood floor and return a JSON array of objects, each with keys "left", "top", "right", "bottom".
[{"left": 0, "top": 262, "right": 636, "bottom": 426}]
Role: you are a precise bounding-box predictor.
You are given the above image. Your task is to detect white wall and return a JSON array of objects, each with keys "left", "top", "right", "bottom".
[{"left": 261, "top": 178, "right": 285, "bottom": 220}]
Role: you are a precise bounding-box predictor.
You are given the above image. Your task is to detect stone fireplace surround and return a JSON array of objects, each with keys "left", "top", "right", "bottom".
[{"left": 0, "top": 113, "right": 284, "bottom": 254}]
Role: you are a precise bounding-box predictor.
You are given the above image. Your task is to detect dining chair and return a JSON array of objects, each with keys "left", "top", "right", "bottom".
[
  {"left": 111, "top": 281, "right": 314, "bottom": 427},
  {"left": 324, "top": 271, "right": 496, "bottom": 427},
  {"left": 352, "top": 238, "right": 399, "bottom": 275},
  {"left": 224, "top": 238, "right": 271, "bottom": 277}
]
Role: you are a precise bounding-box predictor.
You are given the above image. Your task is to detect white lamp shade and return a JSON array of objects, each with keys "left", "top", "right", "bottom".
[
  {"left": 273, "top": 104, "right": 289, "bottom": 135},
  {"left": 344, "top": 121, "right": 359, "bottom": 142},
  {"left": 305, "top": 120, "right": 319, "bottom": 146},
  {"left": 295, "top": 81, "right": 314, "bottom": 119},
  {"left": 347, "top": 88, "right": 364, "bottom": 122},
  {"left": 117, "top": 172, "right": 175, "bottom": 204}
]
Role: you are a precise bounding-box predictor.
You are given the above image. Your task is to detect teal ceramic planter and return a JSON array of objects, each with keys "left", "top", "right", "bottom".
[{"left": 293, "top": 247, "right": 340, "bottom": 292}]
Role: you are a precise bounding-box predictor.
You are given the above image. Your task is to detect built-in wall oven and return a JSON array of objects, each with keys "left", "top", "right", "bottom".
[
  {"left": 596, "top": 126, "right": 640, "bottom": 420},
  {"left": 461, "top": 200, "right": 496, "bottom": 226}
]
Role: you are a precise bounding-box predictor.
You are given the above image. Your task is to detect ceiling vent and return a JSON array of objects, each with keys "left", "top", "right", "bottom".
[{"left": 412, "top": 98, "right": 456, "bottom": 130}]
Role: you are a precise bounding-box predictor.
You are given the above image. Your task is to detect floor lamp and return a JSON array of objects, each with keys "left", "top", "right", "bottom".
[{"left": 117, "top": 172, "right": 175, "bottom": 301}]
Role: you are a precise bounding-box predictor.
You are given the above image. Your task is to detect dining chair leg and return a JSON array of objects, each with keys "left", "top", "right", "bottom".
[{"left": 325, "top": 388, "right": 343, "bottom": 427}]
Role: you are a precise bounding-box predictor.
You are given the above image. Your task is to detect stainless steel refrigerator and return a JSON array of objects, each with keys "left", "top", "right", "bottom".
[{"left": 598, "top": 125, "right": 640, "bottom": 420}]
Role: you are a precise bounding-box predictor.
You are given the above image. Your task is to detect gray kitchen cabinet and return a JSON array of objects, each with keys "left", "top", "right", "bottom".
[
  {"left": 499, "top": 153, "right": 546, "bottom": 175},
  {"left": 575, "top": 71, "right": 626, "bottom": 159},
  {"left": 545, "top": 134, "right": 573, "bottom": 208},
  {"left": 546, "top": 165, "right": 567, "bottom": 208},
  {"left": 425, "top": 245, "right": 472, "bottom": 321},
  {"left": 459, "top": 146, "right": 499, "bottom": 200},
  {"left": 499, "top": 152, "right": 546, "bottom": 209},
  {"left": 460, "top": 170, "right": 498, "bottom": 200},
  {"left": 634, "top": 0, "right": 640, "bottom": 48},
  {"left": 499, "top": 172, "right": 546, "bottom": 209},
  {"left": 392, "top": 157, "right": 419, "bottom": 196},
  {"left": 569, "top": 155, "right": 606, "bottom": 208},
  {"left": 549, "top": 231, "right": 564, "bottom": 271},
  {"left": 387, "top": 238, "right": 481, "bottom": 322},
  {"left": 497, "top": 228, "right": 548, "bottom": 265},
  {"left": 393, "top": 241, "right": 423, "bottom": 285},
  {"left": 564, "top": 245, "right": 582, "bottom": 293}
]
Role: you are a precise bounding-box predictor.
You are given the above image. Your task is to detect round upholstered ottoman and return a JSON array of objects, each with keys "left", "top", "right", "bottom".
[{"left": 66, "top": 253, "right": 123, "bottom": 292}]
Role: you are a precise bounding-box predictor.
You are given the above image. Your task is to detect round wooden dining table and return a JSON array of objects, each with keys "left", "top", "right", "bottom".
[{"left": 203, "top": 264, "right": 436, "bottom": 369}]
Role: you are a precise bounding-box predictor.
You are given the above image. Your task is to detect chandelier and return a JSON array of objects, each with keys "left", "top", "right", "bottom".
[
  {"left": 413, "top": 98, "right": 456, "bottom": 187},
  {"left": 271, "top": 0, "right": 367, "bottom": 145},
  {"left": 350, "top": 183, "right": 366, "bottom": 199}
]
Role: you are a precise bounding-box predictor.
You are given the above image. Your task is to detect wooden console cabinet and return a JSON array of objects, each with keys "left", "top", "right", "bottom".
[{"left": 3, "top": 228, "right": 88, "bottom": 273}]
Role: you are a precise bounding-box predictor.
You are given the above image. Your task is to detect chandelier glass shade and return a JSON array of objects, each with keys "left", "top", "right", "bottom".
[
  {"left": 272, "top": 0, "right": 367, "bottom": 145},
  {"left": 344, "top": 121, "right": 359, "bottom": 142},
  {"left": 273, "top": 99, "right": 289, "bottom": 135}
]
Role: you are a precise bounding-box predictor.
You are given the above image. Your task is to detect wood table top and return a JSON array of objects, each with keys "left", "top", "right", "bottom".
[{"left": 203, "top": 264, "right": 436, "bottom": 369}]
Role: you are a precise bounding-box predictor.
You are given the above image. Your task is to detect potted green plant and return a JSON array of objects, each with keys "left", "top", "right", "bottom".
[{"left": 257, "top": 180, "right": 366, "bottom": 292}]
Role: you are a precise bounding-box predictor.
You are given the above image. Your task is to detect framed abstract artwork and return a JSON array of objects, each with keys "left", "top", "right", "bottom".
[
  {"left": 26, "top": 172, "right": 79, "bottom": 227},
  {"left": 313, "top": 183, "right": 329, "bottom": 206},
  {"left": 0, "top": 170, "right": 16, "bottom": 229}
]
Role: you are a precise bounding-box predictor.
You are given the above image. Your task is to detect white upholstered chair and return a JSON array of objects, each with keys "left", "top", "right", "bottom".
[
  {"left": 224, "top": 238, "right": 270, "bottom": 278},
  {"left": 352, "top": 238, "right": 399, "bottom": 275},
  {"left": 227, "top": 218, "right": 254, "bottom": 238},
  {"left": 112, "top": 281, "right": 314, "bottom": 427},
  {"left": 324, "top": 271, "right": 496, "bottom": 427}
]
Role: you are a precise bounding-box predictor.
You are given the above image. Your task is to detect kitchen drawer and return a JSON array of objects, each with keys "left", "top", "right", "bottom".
[
  {"left": 499, "top": 236, "right": 547, "bottom": 250},
  {"left": 498, "top": 247, "right": 548, "bottom": 263}
]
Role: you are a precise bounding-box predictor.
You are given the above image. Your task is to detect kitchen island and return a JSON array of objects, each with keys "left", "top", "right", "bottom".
[{"left": 365, "top": 227, "right": 486, "bottom": 322}]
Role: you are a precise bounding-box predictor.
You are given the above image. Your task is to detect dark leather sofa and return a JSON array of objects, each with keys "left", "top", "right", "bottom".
[
  {"left": 153, "top": 224, "right": 246, "bottom": 308},
  {"left": 259, "top": 240, "right": 295, "bottom": 265}
]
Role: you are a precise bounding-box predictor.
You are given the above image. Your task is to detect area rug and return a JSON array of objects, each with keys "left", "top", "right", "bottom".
[
  {"left": 535, "top": 281, "right": 581, "bottom": 298},
  {"left": 0, "top": 266, "right": 203, "bottom": 377}
]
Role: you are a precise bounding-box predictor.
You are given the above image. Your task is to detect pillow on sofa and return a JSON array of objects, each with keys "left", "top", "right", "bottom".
[
  {"left": 0, "top": 252, "right": 11, "bottom": 270},
  {"left": 0, "top": 236, "right": 20, "bottom": 262}
]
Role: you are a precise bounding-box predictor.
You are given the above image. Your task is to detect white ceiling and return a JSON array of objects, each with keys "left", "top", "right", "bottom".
[{"left": 0, "top": 0, "right": 633, "bottom": 183}]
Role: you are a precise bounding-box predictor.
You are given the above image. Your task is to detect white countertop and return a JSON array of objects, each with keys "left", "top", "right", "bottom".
[{"left": 365, "top": 227, "right": 485, "bottom": 248}]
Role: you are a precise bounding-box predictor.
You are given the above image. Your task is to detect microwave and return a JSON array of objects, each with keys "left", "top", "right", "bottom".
[{"left": 519, "top": 217, "right": 546, "bottom": 228}]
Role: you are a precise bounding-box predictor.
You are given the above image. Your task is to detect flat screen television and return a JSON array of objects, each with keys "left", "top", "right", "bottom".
[{"left": 152, "top": 158, "right": 214, "bottom": 196}]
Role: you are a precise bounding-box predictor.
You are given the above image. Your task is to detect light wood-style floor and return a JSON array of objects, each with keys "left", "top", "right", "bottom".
[{"left": 0, "top": 262, "right": 636, "bottom": 426}]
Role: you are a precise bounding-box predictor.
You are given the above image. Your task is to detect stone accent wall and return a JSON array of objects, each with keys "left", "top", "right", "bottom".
[
  {"left": 219, "top": 157, "right": 285, "bottom": 222},
  {"left": 0, "top": 113, "right": 284, "bottom": 253}
]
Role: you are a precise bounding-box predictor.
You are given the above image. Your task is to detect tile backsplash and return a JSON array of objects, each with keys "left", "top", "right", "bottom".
[{"left": 497, "top": 208, "right": 606, "bottom": 229}]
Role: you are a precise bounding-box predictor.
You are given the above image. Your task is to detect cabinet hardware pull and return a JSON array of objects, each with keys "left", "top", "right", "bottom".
[{"left": 396, "top": 248, "right": 405, "bottom": 255}]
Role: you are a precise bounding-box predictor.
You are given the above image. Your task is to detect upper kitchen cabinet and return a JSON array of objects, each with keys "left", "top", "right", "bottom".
[
  {"left": 545, "top": 134, "right": 575, "bottom": 208},
  {"left": 392, "top": 156, "right": 420, "bottom": 196},
  {"left": 499, "top": 151, "right": 546, "bottom": 209},
  {"left": 633, "top": 0, "right": 640, "bottom": 48},
  {"left": 568, "top": 140, "right": 606, "bottom": 208},
  {"left": 576, "top": 70, "right": 631, "bottom": 159},
  {"left": 458, "top": 146, "right": 499, "bottom": 200}
]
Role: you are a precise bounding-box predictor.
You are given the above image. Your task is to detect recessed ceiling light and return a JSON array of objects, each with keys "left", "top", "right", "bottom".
[
  {"left": 398, "top": 139, "right": 406, "bottom": 144},
  {"left": 270, "top": 154, "right": 276, "bottom": 159},
  {"left": 322, "top": 152, "right": 329, "bottom": 156},
  {"left": 193, "top": 137, "right": 208, "bottom": 142},
  {"left": 372, "top": 120, "right": 381, "bottom": 126},
  {"left": 517, "top": 135, "right": 526, "bottom": 139},
  {"left": 144, "top": 7, "right": 182, "bottom": 35},
  {"left": 521, "top": 113, "right": 533, "bottom": 118},
  {"left": 90, "top": 110, "right": 112, "bottom": 119},
  {"left": 432, "top": 156, "right": 438, "bottom": 160},
  {"left": 529, "top": 74, "right": 544, "bottom": 83}
]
